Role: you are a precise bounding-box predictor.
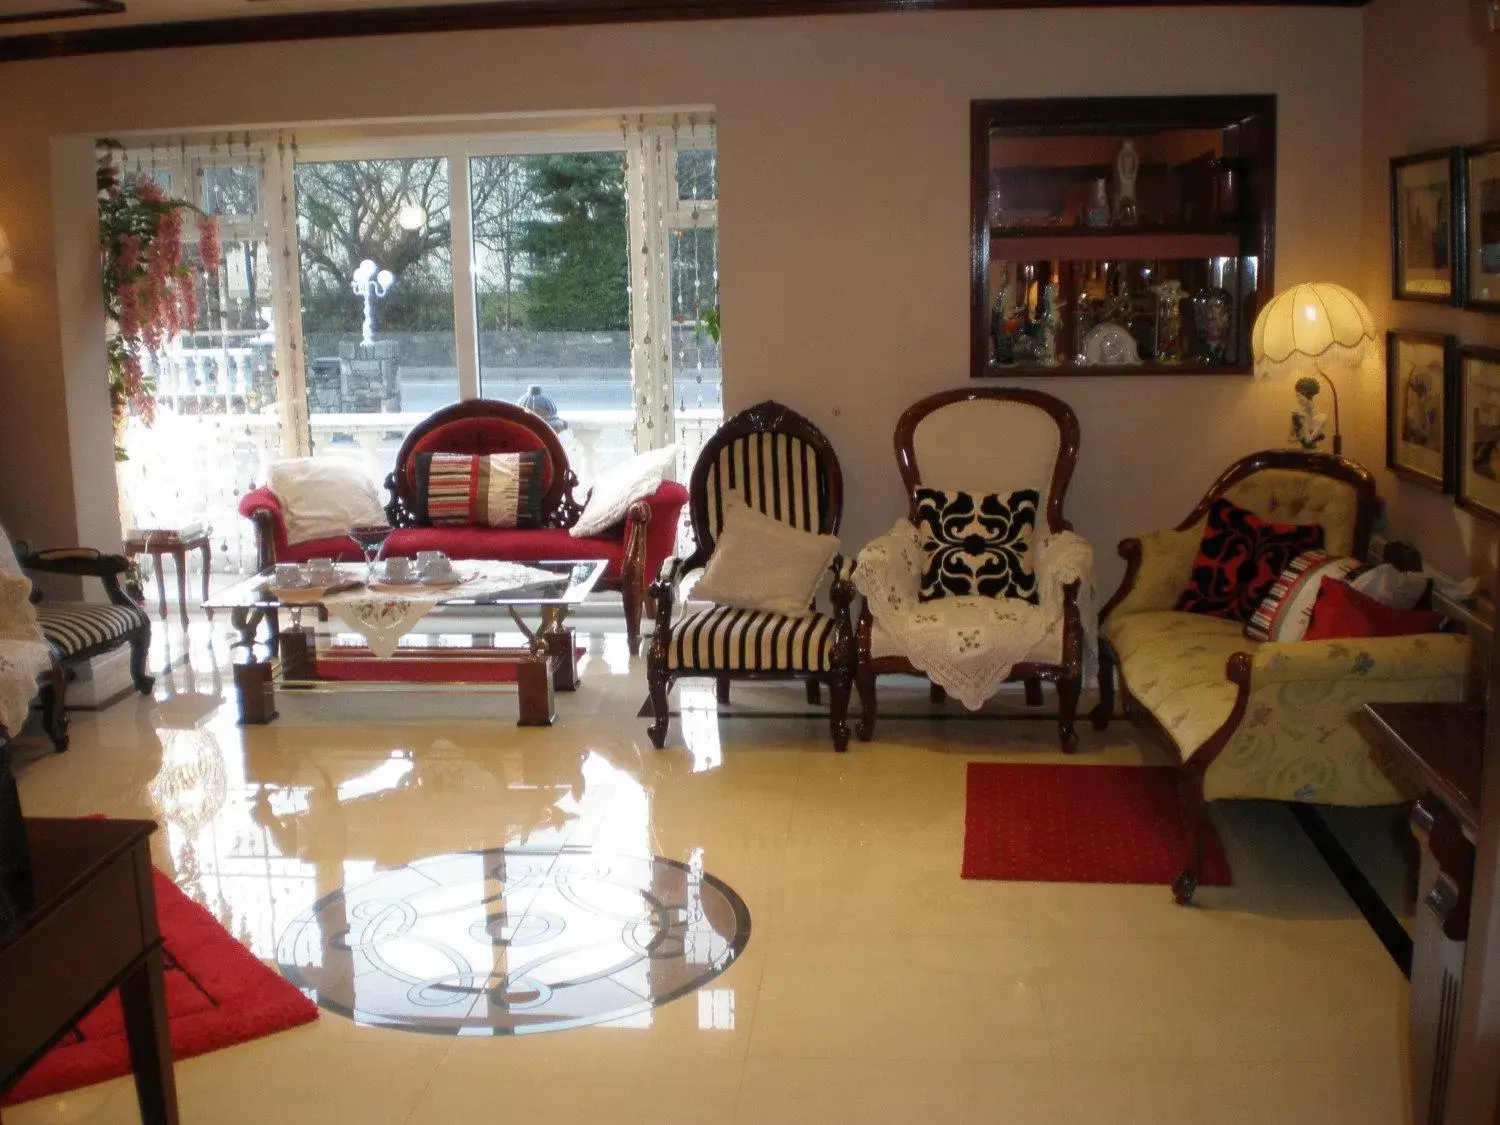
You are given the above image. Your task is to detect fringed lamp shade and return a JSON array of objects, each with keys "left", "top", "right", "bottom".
[
  {"left": 1251, "top": 282, "right": 1377, "bottom": 457},
  {"left": 1251, "top": 282, "right": 1377, "bottom": 379}
]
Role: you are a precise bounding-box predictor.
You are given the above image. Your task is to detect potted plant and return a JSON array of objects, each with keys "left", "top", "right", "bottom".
[{"left": 96, "top": 140, "right": 221, "bottom": 460}]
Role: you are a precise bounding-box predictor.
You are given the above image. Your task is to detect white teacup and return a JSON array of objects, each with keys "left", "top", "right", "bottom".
[
  {"left": 416, "top": 550, "right": 454, "bottom": 580},
  {"left": 273, "top": 563, "right": 307, "bottom": 588},
  {"left": 306, "top": 557, "right": 339, "bottom": 583},
  {"left": 383, "top": 556, "right": 414, "bottom": 582}
]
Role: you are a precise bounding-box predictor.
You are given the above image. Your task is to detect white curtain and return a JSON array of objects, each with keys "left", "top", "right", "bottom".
[{"left": 624, "top": 117, "right": 676, "bottom": 454}]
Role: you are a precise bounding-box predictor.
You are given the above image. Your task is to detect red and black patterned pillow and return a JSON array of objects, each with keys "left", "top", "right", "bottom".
[{"left": 1175, "top": 498, "right": 1325, "bottom": 621}]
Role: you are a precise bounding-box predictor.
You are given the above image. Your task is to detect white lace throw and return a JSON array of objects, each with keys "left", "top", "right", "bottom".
[
  {"left": 314, "top": 562, "right": 567, "bottom": 659},
  {"left": 0, "top": 567, "right": 52, "bottom": 738},
  {"left": 854, "top": 521, "right": 1096, "bottom": 710}
]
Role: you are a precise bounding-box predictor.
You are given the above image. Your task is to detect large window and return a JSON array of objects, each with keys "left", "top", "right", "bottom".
[{"left": 112, "top": 117, "right": 719, "bottom": 575}]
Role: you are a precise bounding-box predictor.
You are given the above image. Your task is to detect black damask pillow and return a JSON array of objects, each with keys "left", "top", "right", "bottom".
[
  {"left": 915, "top": 488, "right": 1040, "bottom": 603},
  {"left": 1175, "top": 497, "right": 1325, "bottom": 621}
]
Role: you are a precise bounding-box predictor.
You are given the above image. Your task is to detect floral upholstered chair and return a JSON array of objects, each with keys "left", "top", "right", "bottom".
[
  {"left": 646, "top": 401, "right": 857, "bottom": 752},
  {"left": 853, "top": 387, "right": 1094, "bottom": 752},
  {"left": 1094, "top": 451, "right": 1476, "bottom": 903}
]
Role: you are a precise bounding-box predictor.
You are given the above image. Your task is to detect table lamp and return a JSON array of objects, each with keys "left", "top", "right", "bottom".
[{"left": 1251, "top": 281, "right": 1377, "bottom": 457}]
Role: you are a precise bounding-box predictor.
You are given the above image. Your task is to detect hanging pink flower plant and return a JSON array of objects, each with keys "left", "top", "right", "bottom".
[{"left": 97, "top": 140, "right": 221, "bottom": 459}]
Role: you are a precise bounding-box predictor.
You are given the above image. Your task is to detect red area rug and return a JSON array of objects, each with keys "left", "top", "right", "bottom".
[
  {"left": 962, "top": 763, "right": 1231, "bottom": 886},
  {"left": 3, "top": 869, "right": 319, "bottom": 1106}
]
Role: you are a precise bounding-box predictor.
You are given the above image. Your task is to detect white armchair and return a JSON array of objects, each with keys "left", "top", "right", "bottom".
[{"left": 853, "top": 388, "right": 1094, "bottom": 752}]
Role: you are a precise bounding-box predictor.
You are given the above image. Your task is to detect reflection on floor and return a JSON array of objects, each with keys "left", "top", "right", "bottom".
[{"left": 6, "top": 615, "right": 1411, "bottom": 1124}]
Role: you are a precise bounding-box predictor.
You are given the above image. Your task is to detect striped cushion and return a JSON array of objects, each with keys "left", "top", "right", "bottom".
[
  {"left": 36, "top": 602, "right": 148, "bottom": 657},
  {"left": 703, "top": 433, "right": 827, "bottom": 537},
  {"left": 414, "top": 451, "right": 544, "bottom": 528},
  {"left": 666, "top": 605, "right": 837, "bottom": 672}
]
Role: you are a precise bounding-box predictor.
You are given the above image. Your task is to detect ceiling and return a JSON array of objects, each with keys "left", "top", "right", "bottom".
[{"left": 0, "top": 0, "right": 1370, "bottom": 63}]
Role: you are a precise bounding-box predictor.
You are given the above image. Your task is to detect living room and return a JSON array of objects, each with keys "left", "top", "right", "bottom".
[{"left": 2, "top": 0, "right": 1500, "bottom": 1121}]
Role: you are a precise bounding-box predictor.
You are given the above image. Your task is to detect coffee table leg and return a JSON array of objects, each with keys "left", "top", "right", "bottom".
[
  {"left": 233, "top": 653, "right": 278, "bottom": 724},
  {"left": 172, "top": 548, "right": 188, "bottom": 629},
  {"left": 516, "top": 655, "right": 556, "bottom": 726},
  {"left": 120, "top": 945, "right": 180, "bottom": 1125},
  {"left": 541, "top": 607, "right": 578, "bottom": 692}
]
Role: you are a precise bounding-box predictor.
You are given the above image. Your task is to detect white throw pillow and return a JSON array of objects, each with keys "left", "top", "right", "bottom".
[
  {"left": 268, "top": 457, "right": 387, "bottom": 545},
  {"left": 693, "top": 495, "right": 840, "bottom": 617},
  {"left": 570, "top": 445, "right": 679, "bottom": 538},
  {"left": 1349, "top": 563, "right": 1429, "bottom": 611}
]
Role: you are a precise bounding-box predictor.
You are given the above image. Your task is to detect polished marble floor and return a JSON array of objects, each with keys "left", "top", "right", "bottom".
[{"left": 6, "top": 617, "right": 1412, "bottom": 1124}]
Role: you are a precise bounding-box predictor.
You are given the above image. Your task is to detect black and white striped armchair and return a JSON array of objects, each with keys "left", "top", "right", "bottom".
[{"left": 646, "top": 401, "right": 858, "bottom": 752}]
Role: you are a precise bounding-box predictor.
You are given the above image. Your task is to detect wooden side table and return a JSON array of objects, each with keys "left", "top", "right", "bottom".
[
  {"left": 1364, "top": 701, "right": 1484, "bottom": 1125},
  {"left": 0, "top": 817, "right": 179, "bottom": 1124},
  {"left": 124, "top": 526, "right": 211, "bottom": 627}
]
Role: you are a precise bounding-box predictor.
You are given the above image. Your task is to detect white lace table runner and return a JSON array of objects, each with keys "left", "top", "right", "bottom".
[
  {"left": 313, "top": 561, "right": 570, "bottom": 658},
  {"left": 854, "top": 521, "right": 1096, "bottom": 710}
]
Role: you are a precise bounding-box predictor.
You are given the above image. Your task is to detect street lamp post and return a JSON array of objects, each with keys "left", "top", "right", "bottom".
[{"left": 351, "top": 259, "right": 395, "bottom": 346}]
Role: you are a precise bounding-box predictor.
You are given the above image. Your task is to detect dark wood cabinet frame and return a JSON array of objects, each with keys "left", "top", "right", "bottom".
[{"left": 970, "top": 94, "right": 1277, "bottom": 379}]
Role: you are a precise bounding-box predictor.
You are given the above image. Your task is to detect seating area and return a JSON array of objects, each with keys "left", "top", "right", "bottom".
[{"left": 7, "top": 4, "right": 1500, "bottom": 1119}]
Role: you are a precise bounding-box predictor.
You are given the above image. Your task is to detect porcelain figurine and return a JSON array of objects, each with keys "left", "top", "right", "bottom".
[{"left": 1113, "top": 140, "right": 1140, "bottom": 226}]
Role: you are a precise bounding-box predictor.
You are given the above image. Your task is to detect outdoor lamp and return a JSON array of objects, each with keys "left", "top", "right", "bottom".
[{"left": 1251, "top": 282, "right": 1377, "bottom": 457}]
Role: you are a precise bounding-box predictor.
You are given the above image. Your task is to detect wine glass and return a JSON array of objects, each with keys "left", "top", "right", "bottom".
[{"left": 347, "top": 524, "right": 393, "bottom": 583}]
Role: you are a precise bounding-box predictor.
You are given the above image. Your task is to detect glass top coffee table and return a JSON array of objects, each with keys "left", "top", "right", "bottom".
[{"left": 204, "top": 560, "right": 606, "bottom": 728}]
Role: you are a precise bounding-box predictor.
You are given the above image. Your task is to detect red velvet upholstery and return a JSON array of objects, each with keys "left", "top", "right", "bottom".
[
  {"left": 238, "top": 487, "right": 368, "bottom": 564},
  {"left": 402, "top": 418, "right": 556, "bottom": 497},
  {"left": 240, "top": 480, "right": 689, "bottom": 584}
]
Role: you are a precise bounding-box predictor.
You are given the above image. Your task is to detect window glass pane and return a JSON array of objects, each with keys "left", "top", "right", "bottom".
[
  {"left": 471, "top": 152, "right": 630, "bottom": 484},
  {"left": 676, "top": 149, "right": 716, "bottom": 203},
  {"left": 202, "top": 165, "right": 260, "bottom": 220},
  {"left": 295, "top": 157, "right": 457, "bottom": 485}
]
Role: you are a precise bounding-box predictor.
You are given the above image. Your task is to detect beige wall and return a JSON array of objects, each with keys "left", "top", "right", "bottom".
[
  {"left": 0, "top": 7, "right": 1366, "bottom": 588},
  {"left": 1354, "top": 0, "right": 1500, "bottom": 585}
]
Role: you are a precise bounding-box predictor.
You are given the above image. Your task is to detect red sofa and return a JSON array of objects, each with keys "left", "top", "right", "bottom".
[{"left": 239, "top": 400, "right": 688, "bottom": 655}]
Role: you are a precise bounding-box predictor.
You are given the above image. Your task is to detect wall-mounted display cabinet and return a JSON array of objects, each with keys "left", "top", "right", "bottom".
[{"left": 970, "top": 95, "right": 1276, "bottom": 378}]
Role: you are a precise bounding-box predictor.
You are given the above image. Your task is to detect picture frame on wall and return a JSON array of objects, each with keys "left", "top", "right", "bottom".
[
  {"left": 1387, "top": 330, "right": 1457, "bottom": 492},
  {"left": 1391, "top": 147, "right": 1462, "bottom": 304},
  {"left": 1457, "top": 345, "right": 1500, "bottom": 522},
  {"left": 1464, "top": 142, "right": 1500, "bottom": 311}
]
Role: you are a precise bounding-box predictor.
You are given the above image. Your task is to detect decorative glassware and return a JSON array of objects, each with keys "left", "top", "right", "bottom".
[
  {"left": 1152, "top": 280, "right": 1185, "bottom": 363},
  {"left": 1085, "top": 178, "right": 1112, "bottom": 228},
  {"left": 347, "top": 524, "right": 393, "bottom": 582},
  {"left": 1193, "top": 271, "right": 1236, "bottom": 366}
]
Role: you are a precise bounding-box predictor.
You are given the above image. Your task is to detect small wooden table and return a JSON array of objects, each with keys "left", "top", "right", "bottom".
[
  {"left": 1364, "top": 701, "right": 1485, "bottom": 1125},
  {"left": 124, "top": 525, "right": 211, "bottom": 628},
  {"left": 0, "top": 818, "right": 178, "bottom": 1124}
]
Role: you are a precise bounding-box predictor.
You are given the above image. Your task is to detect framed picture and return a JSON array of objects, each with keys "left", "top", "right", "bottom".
[
  {"left": 1457, "top": 345, "right": 1500, "bottom": 521},
  {"left": 1464, "top": 142, "right": 1500, "bottom": 311},
  {"left": 1391, "top": 147, "right": 1462, "bottom": 304},
  {"left": 1386, "top": 330, "right": 1456, "bottom": 491}
]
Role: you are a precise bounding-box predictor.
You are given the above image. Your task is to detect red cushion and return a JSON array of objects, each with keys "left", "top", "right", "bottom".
[
  {"left": 1302, "top": 580, "right": 1445, "bottom": 641},
  {"left": 385, "top": 526, "right": 626, "bottom": 578}
]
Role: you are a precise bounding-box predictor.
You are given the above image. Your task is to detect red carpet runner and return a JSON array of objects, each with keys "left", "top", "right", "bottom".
[
  {"left": 962, "top": 763, "right": 1231, "bottom": 886},
  {"left": 4, "top": 869, "right": 319, "bottom": 1105}
]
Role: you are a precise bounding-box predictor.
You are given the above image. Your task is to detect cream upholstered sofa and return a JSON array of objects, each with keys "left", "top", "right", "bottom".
[{"left": 1093, "top": 451, "right": 1476, "bottom": 904}]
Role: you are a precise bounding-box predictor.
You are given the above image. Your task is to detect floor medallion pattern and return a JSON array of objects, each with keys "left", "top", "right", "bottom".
[{"left": 274, "top": 849, "right": 751, "bottom": 1034}]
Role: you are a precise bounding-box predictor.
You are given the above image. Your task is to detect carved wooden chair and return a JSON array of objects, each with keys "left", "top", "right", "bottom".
[
  {"left": 1094, "top": 451, "right": 1475, "bottom": 903},
  {"left": 854, "top": 387, "right": 1087, "bottom": 752},
  {"left": 646, "top": 401, "right": 857, "bottom": 752},
  {"left": 17, "top": 546, "right": 154, "bottom": 753}
]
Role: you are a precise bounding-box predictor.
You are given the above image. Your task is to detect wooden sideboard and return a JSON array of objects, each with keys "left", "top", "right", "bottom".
[{"left": 1365, "top": 702, "right": 1485, "bottom": 1125}]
